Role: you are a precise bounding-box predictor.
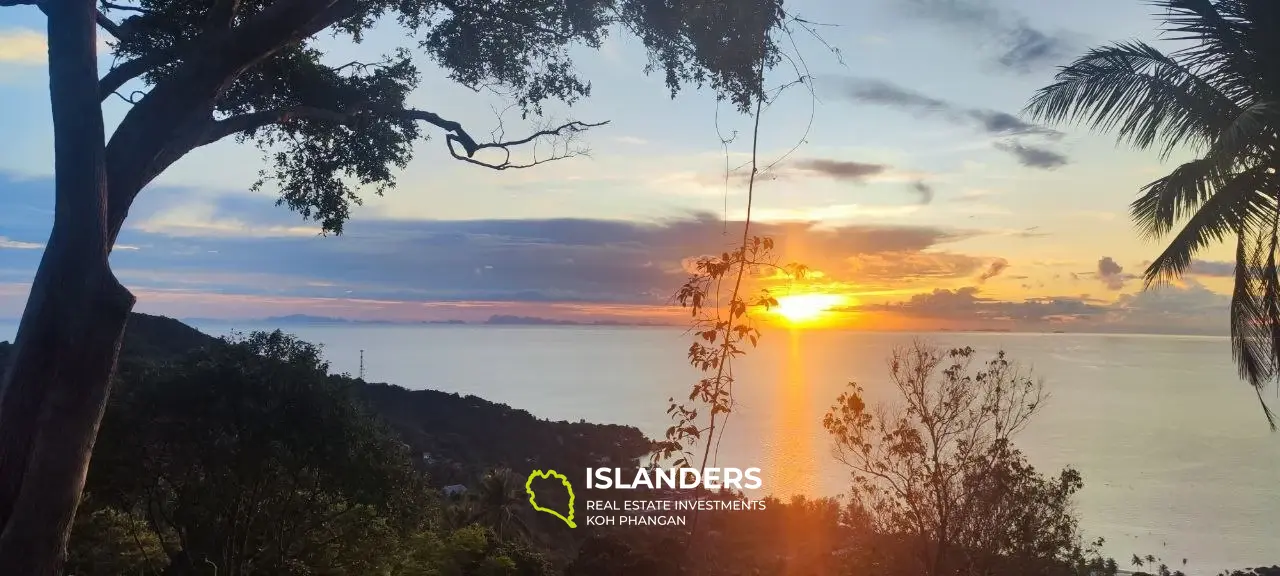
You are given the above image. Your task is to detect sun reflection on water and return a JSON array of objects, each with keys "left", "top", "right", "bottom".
[{"left": 766, "top": 329, "right": 820, "bottom": 499}]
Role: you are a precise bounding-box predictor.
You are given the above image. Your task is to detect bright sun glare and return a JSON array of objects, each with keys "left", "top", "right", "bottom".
[{"left": 772, "top": 294, "right": 845, "bottom": 324}]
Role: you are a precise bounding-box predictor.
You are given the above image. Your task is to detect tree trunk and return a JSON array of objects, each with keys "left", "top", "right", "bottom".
[
  {"left": 0, "top": 278, "right": 133, "bottom": 573},
  {"left": 0, "top": 0, "right": 135, "bottom": 572}
]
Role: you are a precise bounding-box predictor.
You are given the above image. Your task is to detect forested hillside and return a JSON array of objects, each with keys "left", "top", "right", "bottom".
[{"left": 0, "top": 313, "right": 652, "bottom": 484}]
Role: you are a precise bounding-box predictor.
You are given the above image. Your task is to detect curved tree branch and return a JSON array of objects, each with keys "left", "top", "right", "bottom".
[
  {"left": 198, "top": 106, "right": 354, "bottom": 145},
  {"left": 98, "top": 50, "right": 174, "bottom": 101},
  {"left": 104, "top": 0, "right": 357, "bottom": 233},
  {"left": 95, "top": 8, "right": 124, "bottom": 37},
  {"left": 200, "top": 105, "right": 609, "bottom": 170},
  {"left": 97, "top": 0, "right": 343, "bottom": 101}
]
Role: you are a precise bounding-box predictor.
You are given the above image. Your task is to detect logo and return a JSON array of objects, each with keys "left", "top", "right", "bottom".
[
  {"left": 525, "top": 469, "right": 576, "bottom": 528},
  {"left": 586, "top": 467, "right": 762, "bottom": 490}
]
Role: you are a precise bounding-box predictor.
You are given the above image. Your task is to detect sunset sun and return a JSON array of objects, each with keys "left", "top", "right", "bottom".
[{"left": 772, "top": 294, "right": 845, "bottom": 325}]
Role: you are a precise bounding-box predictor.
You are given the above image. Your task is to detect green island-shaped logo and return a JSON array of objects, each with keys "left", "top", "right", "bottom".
[{"left": 525, "top": 469, "right": 576, "bottom": 528}]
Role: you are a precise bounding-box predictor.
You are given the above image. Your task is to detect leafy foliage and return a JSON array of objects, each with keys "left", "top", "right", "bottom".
[
  {"left": 95, "top": 0, "right": 794, "bottom": 234},
  {"left": 567, "top": 533, "right": 687, "bottom": 576},
  {"left": 355, "top": 381, "right": 652, "bottom": 487},
  {"left": 1024, "top": 0, "right": 1280, "bottom": 426},
  {"left": 65, "top": 497, "right": 164, "bottom": 575},
  {"left": 83, "top": 330, "right": 433, "bottom": 574},
  {"left": 652, "top": 236, "right": 806, "bottom": 469},
  {"left": 823, "top": 343, "right": 1108, "bottom": 576},
  {"left": 459, "top": 468, "right": 536, "bottom": 544},
  {"left": 384, "top": 524, "right": 555, "bottom": 576},
  {"left": 6, "top": 312, "right": 654, "bottom": 487},
  {"left": 45, "top": 318, "right": 1277, "bottom": 575}
]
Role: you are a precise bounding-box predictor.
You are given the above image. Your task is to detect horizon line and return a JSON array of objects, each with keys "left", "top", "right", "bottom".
[{"left": 0, "top": 315, "right": 1232, "bottom": 340}]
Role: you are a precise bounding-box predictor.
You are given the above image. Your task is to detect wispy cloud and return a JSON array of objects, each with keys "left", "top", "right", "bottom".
[
  {"left": 1187, "top": 259, "right": 1234, "bottom": 277},
  {"left": 743, "top": 204, "right": 924, "bottom": 222},
  {"left": 0, "top": 236, "right": 41, "bottom": 250},
  {"left": 613, "top": 136, "right": 649, "bottom": 145},
  {"left": 993, "top": 140, "right": 1068, "bottom": 170},
  {"left": 977, "top": 258, "right": 1009, "bottom": 283},
  {"left": 892, "top": 0, "right": 1076, "bottom": 73},
  {"left": 0, "top": 28, "right": 113, "bottom": 65},
  {"left": 707, "top": 157, "right": 936, "bottom": 206},
  {"left": 791, "top": 159, "right": 887, "bottom": 181},
  {"left": 0, "top": 29, "right": 46, "bottom": 65},
  {"left": 133, "top": 204, "right": 320, "bottom": 238},
  {"left": 833, "top": 78, "right": 1069, "bottom": 169},
  {"left": 836, "top": 78, "right": 1060, "bottom": 138},
  {"left": 909, "top": 181, "right": 934, "bottom": 205}
]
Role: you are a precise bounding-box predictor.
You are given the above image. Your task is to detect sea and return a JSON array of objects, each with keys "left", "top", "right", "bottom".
[{"left": 4, "top": 322, "right": 1278, "bottom": 573}]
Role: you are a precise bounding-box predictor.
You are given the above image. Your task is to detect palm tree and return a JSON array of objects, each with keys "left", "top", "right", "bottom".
[
  {"left": 467, "top": 468, "right": 534, "bottom": 543},
  {"left": 1024, "top": 0, "right": 1280, "bottom": 427}
]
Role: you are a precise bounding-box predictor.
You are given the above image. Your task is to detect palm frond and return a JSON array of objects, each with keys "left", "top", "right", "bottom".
[
  {"left": 1131, "top": 158, "right": 1225, "bottom": 241},
  {"left": 1025, "top": 40, "right": 1245, "bottom": 159},
  {"left": 1140, "top": 167, "right": 1271, "bottom": 286},
  {"left": 1211, "top": 100, "right": 1278, "bottom": 164},
  {"left": 1230, "top": 225, "right": 1279, "bottom": 430},
  {"left": 1261, "top": 204, "right": 1280, "bottom": 430},
  {"left": 1229, "top": 232, "right": 1271, "bottom": 382},
  {"left": 1152, "top": 0, "right": 1259, "bottom": 103},
  {"left": 1232, "top": 2, "right": 1280, "bottom": 99},
  {"left": 1041, "top": 0, "right": 1280, "bottom": 429}
]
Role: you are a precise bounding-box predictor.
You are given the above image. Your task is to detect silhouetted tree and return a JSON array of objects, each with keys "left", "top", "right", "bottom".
[
  {"left": 82, "top": 331, "right": 431, "bottom": 575},
  {"left": 824, "top": 343, "right": 1108, "bottom": 576},
  {"left": 1025, "top": 0, "right": 1280, "bottom": 427},
  {"left": 467, "top": 468, "right": 535, "bottom": 544},
  {"left": 0, "top": 0, "right": 800, "bottom": 569}
]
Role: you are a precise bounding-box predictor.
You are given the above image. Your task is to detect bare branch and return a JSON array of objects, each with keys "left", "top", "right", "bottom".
[
  {"left": 0, "top": 0, "right": 39, "bottom": 6},
  {"left": 199, "top": 105, "right": 609, "bottom": 170},
  {"left": 111, "top": 89, "right": 145, "bottom": 105},
  {"left": 326, "top": 57, "right": 397, "bottom": 76},
  {"left": 99, "top": 1, "right": 148, "bottom": 13},
  {"left": 424, "top": 112, "right": 608, "bottom": 170}
]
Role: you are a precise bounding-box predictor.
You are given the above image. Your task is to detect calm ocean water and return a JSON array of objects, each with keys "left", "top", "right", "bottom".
[{"left": 3, "top": 322, "right": 1278, "bottom": 572}]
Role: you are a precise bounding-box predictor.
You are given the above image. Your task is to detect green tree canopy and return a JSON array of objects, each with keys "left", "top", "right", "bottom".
[
  {"left": 84, "top": 331, "right": 432, "bottom": 574},
  {"left": 0, "top": 1, "right": 802, "bottom": 570},
  {"left": 93, "top": 0, "right": 789, "bottom": 235}
]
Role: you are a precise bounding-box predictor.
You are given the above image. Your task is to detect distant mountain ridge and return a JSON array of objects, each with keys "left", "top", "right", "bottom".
[
  {"left": 0, "top": 313, "right": 652, "bottom": 484},
  {"left": 183, "top": 313, "right": 676, "bottom": 327},
  {"left": 185, "top": 314, "right": 465, "bottom": 326},
  {"left": 0, "top": 313, "right": 213, "bottom": 364}
]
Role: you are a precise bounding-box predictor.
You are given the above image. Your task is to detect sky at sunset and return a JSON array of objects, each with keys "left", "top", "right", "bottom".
[{"left": 0, "top": 0, "right": 1239, "bottom": 333}]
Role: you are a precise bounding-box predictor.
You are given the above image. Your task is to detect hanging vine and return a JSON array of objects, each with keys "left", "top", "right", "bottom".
[{"left": 649, "top": 15, "right": 838, "bottom": 536}]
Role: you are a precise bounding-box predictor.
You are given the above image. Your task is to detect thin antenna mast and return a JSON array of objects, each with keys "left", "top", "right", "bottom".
[{"left": 359, "top": 349, "right": 365, "bottom": 380}]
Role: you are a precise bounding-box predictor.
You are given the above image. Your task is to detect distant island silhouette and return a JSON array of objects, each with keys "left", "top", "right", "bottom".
[{"left": 183, "top": 314, "right": 678, "bottom": 327}]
